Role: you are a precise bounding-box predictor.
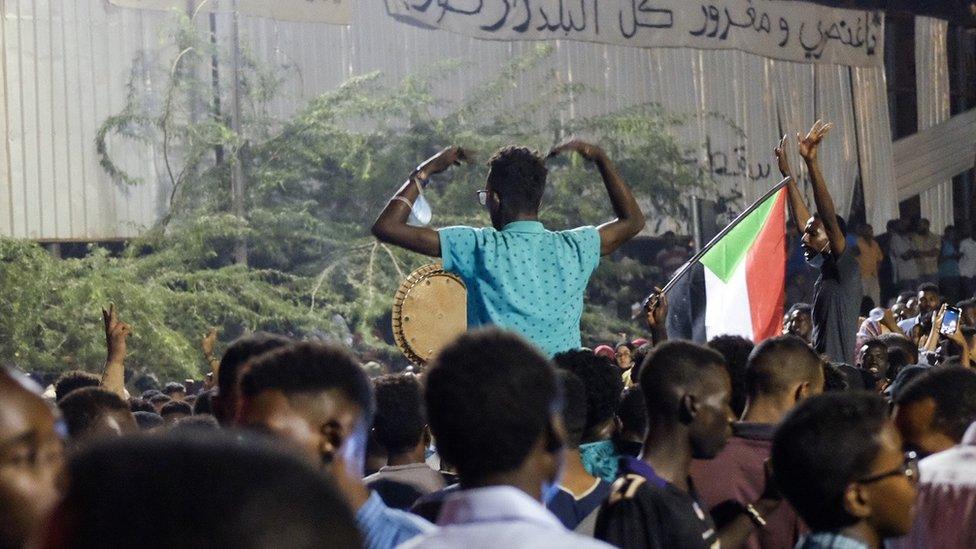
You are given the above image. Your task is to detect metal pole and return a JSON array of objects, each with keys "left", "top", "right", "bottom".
[
  {"left": 229, "top": 0, "right": 247, "bottom": 265},
  {"left": 209, "top": 4, "right": 224, "bottom": 165},
  {"left": 690, "top": 195, "right": 702, "bottom": 252}
]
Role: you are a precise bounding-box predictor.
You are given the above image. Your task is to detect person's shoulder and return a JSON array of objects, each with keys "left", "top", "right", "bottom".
[
  {"left": 557, "top": 225, "right": 600, "bottom": 241},
  {"left": 604, "top": 474, "right": 660, "bottom": 507},
  {"left": 439, "top": 225, "right": 490, "bottom": 238},
  {"left": 378, "top": 499, "right": 437, "bottom": 534}
]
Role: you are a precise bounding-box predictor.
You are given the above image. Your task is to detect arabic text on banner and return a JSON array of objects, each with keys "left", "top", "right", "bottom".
[{"left": 384, "top": 0, "right": 884, "bottom": 68}]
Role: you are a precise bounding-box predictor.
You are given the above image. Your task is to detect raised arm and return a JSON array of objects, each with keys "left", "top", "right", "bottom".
[
  {"left": 644, "top": 288, "right": 668, "bottom": 346},
  {"left": 370, "top": 146, "right": 470, "bottom": 257},
  {"left": 549, "top": 139, "right": 645, "bottom": 256},
  {"left": 775, "top": 135, "right": 811, "bottom": 237},
  {"left": 202, "top": 327, "right": 220, "bottom": 382},
  {"left": 798, "top": 121, "right": 845, "bottom": 255},
  {"left": 100, "top": 304, "right": 130, "bottom": 400}
]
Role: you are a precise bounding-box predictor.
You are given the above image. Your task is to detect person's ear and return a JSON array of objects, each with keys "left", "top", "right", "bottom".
[
  {"left": 842, "top": 482, "right": 872, "bottom": 521},
  {"left": 320, "top": 420, "right": 345, "bottom": 463},
  {"left": 679, "top": 393, "right": 699, "bottom": 425},
  {"left": 545, "top": 416, "right": 566, "bottom": 454},
  {"left": 794, "top": 381, "right": 811, "bottom": 403}
]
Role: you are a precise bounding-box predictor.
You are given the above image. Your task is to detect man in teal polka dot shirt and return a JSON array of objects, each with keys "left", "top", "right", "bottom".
[{"left": 372, "top": 140, "right": 645, "bottom": 357}]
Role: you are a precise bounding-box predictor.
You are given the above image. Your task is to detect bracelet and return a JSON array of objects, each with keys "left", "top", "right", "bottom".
[
  {"left": 391, "top": 196, "right": 413, "bottom": 208},
  {"left": 410, "top": 168, "right": 429, "bottom": 188},
  {"left": 744, "top": 503, "right": 767, "bottom": 529}
]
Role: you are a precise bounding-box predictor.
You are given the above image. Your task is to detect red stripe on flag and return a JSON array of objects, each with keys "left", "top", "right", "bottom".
[{"left": 745, "top": 188, "right": 788, "bottom": 343}]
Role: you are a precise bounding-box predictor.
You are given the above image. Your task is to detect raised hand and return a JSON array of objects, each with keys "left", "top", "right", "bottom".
[
  {"left": 644, "top": 287, "right": 668, "bottom": 332},
  {"left": 797, "top": 120, "right": 833, "bottom": 162},
  {"left": 414, "top": 146, "right": 475, "bottom": 179},
  {"left": 202, "top": 327, "right": 218, "bottom": 358},
  {"left": 547, "top": 138, "right": 606, "bottom": 163},
  {"left": 101, "top": 304, "right": 131, "bottom": 363},
  {"left": 774, "top": 135, "right": 793, "bottom": 178}
]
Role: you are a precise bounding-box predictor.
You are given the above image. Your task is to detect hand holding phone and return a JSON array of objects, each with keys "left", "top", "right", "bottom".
[{"left": 940, "top": 306, "right": 961, "bottom": 336}]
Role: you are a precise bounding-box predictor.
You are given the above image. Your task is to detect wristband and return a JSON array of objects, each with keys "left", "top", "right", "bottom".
[{"left": 744, "top": 503, "right": 767, "bottom": 529}]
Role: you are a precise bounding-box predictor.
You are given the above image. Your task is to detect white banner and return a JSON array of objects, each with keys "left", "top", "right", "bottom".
[
  {"left": 384, "top": 0, "right": 884, "bottom": 67},
  {"left": 108, "top": 0, "right": 352, "bottom": 25}
]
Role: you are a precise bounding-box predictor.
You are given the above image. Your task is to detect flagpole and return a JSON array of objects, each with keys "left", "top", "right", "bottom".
[{"left": 660, "top": 177, "right": 790, "bottom": 295}]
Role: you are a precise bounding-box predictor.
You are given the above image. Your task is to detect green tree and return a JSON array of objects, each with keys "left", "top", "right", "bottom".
[{"left": 1, "top": 14, "right": 721, "bottom": 381}]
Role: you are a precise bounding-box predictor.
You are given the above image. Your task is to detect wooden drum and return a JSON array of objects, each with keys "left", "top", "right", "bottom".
[{"left": 392, "top": 263, "right": 467, "bottom": 367}]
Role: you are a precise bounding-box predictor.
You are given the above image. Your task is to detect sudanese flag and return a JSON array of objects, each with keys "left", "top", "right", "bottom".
[{"left": 666, "top": 181, "right": 788, "bottom": 344}]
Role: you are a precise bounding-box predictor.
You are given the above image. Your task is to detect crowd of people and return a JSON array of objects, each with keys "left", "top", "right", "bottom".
[{"left": 2, "top": 125, "right": 976, "bottom": 549}]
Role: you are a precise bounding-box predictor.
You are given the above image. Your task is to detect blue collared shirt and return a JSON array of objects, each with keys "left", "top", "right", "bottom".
[
  {"left": 357, "top": 491, "right": 435, "bottom": 549},
  {"left": 398, "top": 485, "right": 612, "bottom": 548},
  {"left": 439, "top": 221, "right": 601, "bottom": 357}
]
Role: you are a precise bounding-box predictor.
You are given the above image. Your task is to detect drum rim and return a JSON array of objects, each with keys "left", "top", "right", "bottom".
[{"left": 392, "top": 263, "right": 466, "bottom": 367}]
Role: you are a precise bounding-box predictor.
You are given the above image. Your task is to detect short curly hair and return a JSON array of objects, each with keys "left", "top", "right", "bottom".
[
  {"left": 241, "top": 342, "right": 375, "bottom": 426},
  {"left": 553, "top": 349, "right": 623, "bottom": 439},
  {"left": 372, "top": 374, "right": 425, "bottom": 455},
  {"left": 773, "top": 392, "right": 889, "bottom": 531},
  {"left": 425, "top": 328, "right": 559, "bottom": 481},
  {"left": 58, "top": 387, "right": 131, "bottom": 439},
  {"left": 486, "top": 146, "right": 547, "bottom": 218},
  {"left": 55, "top": 370, "right": 101, "bottom": 402}
]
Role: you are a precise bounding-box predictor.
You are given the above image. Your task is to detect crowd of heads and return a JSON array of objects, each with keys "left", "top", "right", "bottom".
[{"left": 4, "top": 268, "right": 976, "bottom": 548}]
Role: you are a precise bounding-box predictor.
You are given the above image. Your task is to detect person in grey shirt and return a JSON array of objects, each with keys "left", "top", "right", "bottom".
[
  {"left": 776, "top": 121, "right": 862, "bottom": 366},
  {"left": 364, "top": 374, "right": 446, "bottom": 506}
]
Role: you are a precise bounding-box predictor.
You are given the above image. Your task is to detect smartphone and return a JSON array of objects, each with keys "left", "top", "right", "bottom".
[{"left": 940, "top": 306, "right": 961, "bottom": 336}]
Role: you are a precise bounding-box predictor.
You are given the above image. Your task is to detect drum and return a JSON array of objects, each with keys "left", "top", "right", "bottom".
[{"left": 392, "top": 263, "right": 467, "bottom": 367}]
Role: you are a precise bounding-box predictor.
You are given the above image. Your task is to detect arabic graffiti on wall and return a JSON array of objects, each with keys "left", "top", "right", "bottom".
[{"left": 385, "top": 0, "right": 884, "bottom": 67}]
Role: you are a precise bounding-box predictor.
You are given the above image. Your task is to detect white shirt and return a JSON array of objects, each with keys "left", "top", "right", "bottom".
[
  {"left": 887, "top": 422, "right": 976, "bottom": 549},
  {"left": 959, "top": 238, "right": 976, "bottom": 278},
  {"left": 398, "top": 485, "right": 612, "bottom": 549},
  {"left": 889, "top": 233, "right": 919, "bottom": 282}
]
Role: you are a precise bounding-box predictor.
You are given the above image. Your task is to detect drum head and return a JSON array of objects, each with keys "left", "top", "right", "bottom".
[{"left": 392, "top": 263, "right": 467, "bottom": 367}]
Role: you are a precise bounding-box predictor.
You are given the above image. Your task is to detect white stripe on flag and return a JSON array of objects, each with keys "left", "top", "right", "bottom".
[{"left": 704, "top": 262, "right": 755, "bottom": 342}]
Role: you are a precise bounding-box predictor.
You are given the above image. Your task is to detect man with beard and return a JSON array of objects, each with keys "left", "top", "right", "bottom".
[
  {"left": 775, "top": 121, "right": 862, "bottom": 365},
  {"left": 897, "top": 283, "right": 942, "bottom": 338}
]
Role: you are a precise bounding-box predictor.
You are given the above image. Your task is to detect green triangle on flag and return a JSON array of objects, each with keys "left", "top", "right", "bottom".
[{"left": 700, "top": 190, "right": 782, "bottom": 284}]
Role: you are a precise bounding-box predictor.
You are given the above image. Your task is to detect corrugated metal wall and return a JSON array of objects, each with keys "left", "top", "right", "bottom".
[
  {"left": 0, "top": 0, "right": 171, "bottom": 240},
  {"left": 0, "top": 0, "right": 913, "bottom": 240}
]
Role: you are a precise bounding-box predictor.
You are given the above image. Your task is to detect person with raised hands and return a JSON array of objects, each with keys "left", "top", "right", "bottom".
[
  {"left": 100, "top": 304, "right": 131, "bottom": 399},
  {"left": 371, "top": 141, "right": 644, "bottom": 357},
  {"left": 775, "top": 122, "right": 862, "bottom": 365}
]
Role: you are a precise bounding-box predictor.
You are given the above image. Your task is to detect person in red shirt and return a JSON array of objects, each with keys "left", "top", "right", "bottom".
[{"left": 691, "top": 335, "right": 824, "bottom": 549}]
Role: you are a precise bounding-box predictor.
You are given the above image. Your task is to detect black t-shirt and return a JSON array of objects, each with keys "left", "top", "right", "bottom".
[
  {"left": 812, "top": 245, "right": 862, "bottom": 365},
  {"left": 595, "top": 459, "right": 719, "bottom": 549}
]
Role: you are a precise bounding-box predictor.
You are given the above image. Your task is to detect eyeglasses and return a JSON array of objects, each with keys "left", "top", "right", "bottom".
[
  {"left": 857, "top": 451, "right": 919, "bottom": 484},
  {"left": 476, "top": 189, "right": 490, "bottom": 206}
]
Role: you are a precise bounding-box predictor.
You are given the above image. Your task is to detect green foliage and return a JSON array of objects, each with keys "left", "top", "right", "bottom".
[{"left": 3, "top": 15, "right": 722, "bottom": 381}]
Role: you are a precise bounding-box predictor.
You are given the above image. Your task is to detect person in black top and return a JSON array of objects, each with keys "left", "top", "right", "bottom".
[
  {"left": 595, "top": 341, "right": 780, "bottom": 549},
  {"left": 776, "top": 121, "right": 862, "bottom": 365}
]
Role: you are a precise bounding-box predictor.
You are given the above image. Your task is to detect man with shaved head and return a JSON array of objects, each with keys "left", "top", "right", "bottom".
[
  {"left": 596, "top": 341, "right": 780, "bottom": 549},
  {"left": 0, "top": 369, "right": 64, "bottom": 548},
  {"left": 691, "top": 335, "right": 825, "bottom": 548}
]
